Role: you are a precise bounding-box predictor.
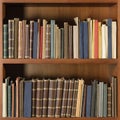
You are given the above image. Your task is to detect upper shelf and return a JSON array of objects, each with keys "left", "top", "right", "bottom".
[
  {"left": 1, "top": 0, "right": 117, "bottom": 4},
  {"left": 1, "top": 59, "right": 118, "bottom": 64}
]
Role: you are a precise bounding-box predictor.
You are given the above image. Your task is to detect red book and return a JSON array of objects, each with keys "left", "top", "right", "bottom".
[
  {"left": 39, "top": 26, "right": 43, "bottom": 59},
  {"left": 94, "top": 20, "right": 99, "bottom": 58}
]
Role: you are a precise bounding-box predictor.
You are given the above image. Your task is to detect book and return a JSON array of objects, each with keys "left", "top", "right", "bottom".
[
  {"left": 50, "top": 20, "right": 55, "bottom": 58},
  {"left": 86, "top": 85, "right": 92, "bottom": 117},
  {"left": 107, "top": 86, "right": 112, "bottom": 117},
  {"left": 66, "top": 79, "right": 74, "bottom": 117},
  {"left": 33, "top": 21, "right": 38, "bottom": 59},
  {"left": 3, "top": 24, "right": 8, "bottom": 58},
  {"left": 61, "top": 79, "right": 69, "bottom": 117},
  {"left": 19, "top": 79, "right": 24, "bottom": 117},
  {"left": 36, "top": 79, "right": 43, "bottom": 117},
  {"left": 112, "top": 21, "right": 117, "bottom": 59},
  {"left": 55, "top": 78, "right": 64, "bottom": 117},
  {"left": 24, "top": 80, "right": 32, "bottom": 117},
  {"left": 2, "top": 81, "right": 7, "bottom": 117},
  {"left": 79, "top": 21, "right": 84, "bottom": 58},
  {"left": 39, "top": 26, "right": 43, "bottom": 59},
  {"left": 48, "top": 79, "right": 57, "bottom": 117},
  {"left": 60, "top": 28, "right": 64, "bottom": 58},
  {"left": 37, "top": 19, "right": 40, "bottom": 59},
  {"left": 14, "top": 18, "right": 19, "bottom": 58},
  {"left": 32, "top": 79, "right": 37, "bottom": 117},
  {"left": 71, "top": 80, "right": 78, "bottom": 117},
  {"left": 42, "top": 79, "right": 49, "bottom": 117},
  {"left": 45, "top": 24, "right": 51, "bottom": 58},
  {"left": 8, "top": 19, "right": 14, "bottom": 58},
  {"left": 29, "top": 20, "right": 34, "bottom": 58},
  {"left": 64, "top": 22, "right": 69, "bottom": 58},
  {"left": 68, "top": 25, "right": 73, "bottom": 58},
  {"left": 83, "top": 21, "right": 88, "bottom": 59},
  {"left": 18, "top": 21, "right": 23, "bottom": 59},
  {"left": 73, "top": 17, "right": 79, "bottom": 58},
  {"left": 24, "top": 24, "right": 30, "bottom": 58}
]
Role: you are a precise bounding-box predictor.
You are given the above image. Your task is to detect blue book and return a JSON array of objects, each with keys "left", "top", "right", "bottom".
[
  {"left": 106, "top": 19, "right": 112, "bottom": 59},
  {"left": 50, "top": 20, "right": 55, "bottom": 58},
  {"left": 86, "top": 85, "right": 92, "bottom": 117},
  {"left": 83, "top": 21, "right": 88, "bottom": 59},
  {"left": 79, "top": 22, "right": 84, "bottom": 58},
  {"left": 103, "top": 83, "right": 107, "bottom": 117},
  {"left": 24, "top": 81, "right": 32, "bottom": 117},
  {"left": 33, "top": 21, "right": 38, "bottom": 59}
]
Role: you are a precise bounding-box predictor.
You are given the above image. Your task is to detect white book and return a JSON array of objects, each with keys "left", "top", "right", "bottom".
[
  {"left": 73, "top": 17, "right": 79, "bottom": 59},
  {"left": 2, "top": 83, "right": 7, "bottom": 117},
  {"left": 101, "top": 24, "right": 108, "bottom": 58},
  {"left": 112, "top": 21, "right": 117, "bottom": 59}
]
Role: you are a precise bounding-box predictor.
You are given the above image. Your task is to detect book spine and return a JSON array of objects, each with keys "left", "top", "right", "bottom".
[
  {"left": 66, "top": 79, "right": 74, "bottom": 117},
  {"left": 36, "top": 79, "right": 43, "bottom": 117},
  {"left": 32, "top": 79, "right": 37, "bottom": 117},
  {"left": 3, "top": 24, "right": 8, "bottom": 58},
  {"left": 33, "top": 21, "right": 38, "bottom": 59},
  {"left": 48, "top": 79, "right": 57, "bottom": 117},
  {"left": 42, "top": 79, "right": 49, "bottom": 117},
  {"left": 24, "top": 81, "right": 32, "bottom": 117},
  {"left": 61, "top": 79, "right": 69, "bottom": 117},
  {"left": 2, "top": 83, "right": 7, "bottom": 117},
  {"left": 55, "top": 78, "right": 64, "bottom": 117}
]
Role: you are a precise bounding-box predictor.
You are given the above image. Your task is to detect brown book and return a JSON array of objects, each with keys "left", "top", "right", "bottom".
[
  {"left": 36, "top": 79, "right": 43, "bottom": 117},
  {"left": 32, "top": 79, "right": 37, "bottom": 117},
  {"left": 15, "top": 77, "right": 21, "bottom": 117},
  {"left": 19, "top": 79, "right": 24, "bottom": 117}
]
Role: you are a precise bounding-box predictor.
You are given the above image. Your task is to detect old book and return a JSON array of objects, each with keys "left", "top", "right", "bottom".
[
  {"left": 76, "top": 79, "right": 84, "bottom": 117},
  {"left": 24, "top": 24, "right": 30, "bottom": 58},
  {"left": 24, "top": 80, "right": 32, "bottom": 117},
  {"left": 33, "top": 21, "right": 38, "bottom": 59},
  {"left": 18, "top": 21, "right": 23, "bottom": 59},
  {"left": 60, "top": 28, "right": 64, "bottom": 58},
  {"left": 2, "top": 82, "right": 7, "bottom": 117},
  {"left": 68, "top": 25, "right": 73, "bottom": 58},
  {"left": 66, "top": 79, "right": 74, "bottom": 117},
  {"left": 73, "top": 17, "right": 79, "bottom": 59},
  {"left": 29, "top": 20, "right": 34, "bottom": 58},
  {"left": 107, "top": 86, "right": 112, "bottom": 117},
  {"left": 15, "top": 77, "right": 21, "bottom": 117},
  {"left": 48, "top": 79, "right": 57, "bottom": 117},
  {"left": 32, "top": 79, "right": 37, "bottom": 117},
  {"left": 37, "top": 19, "right": 40, "bottom": 59},
  {"left": 86, "top": 85, "right": 92, "bottom": 117},
  {"left": 91, "top": 80, "right": 98, "bottom": 117},
  {"left": 64, "top": 22, "right": 69, "bottom": 58},
  {"left": 50, "top": 19, "right": 55, "bottom": 58},
  {"left": 14, "top": 18, "right": 19, "bottom": 58},
  {"left": 45, "top": 24, "right": 51, "bottom": 58},
  {"left": 42, "top": 79, "right": 49, "bottom": 117},
  {"left": 42, "top": 19, "right": 47, "bottom": 59},
  {"left": 3, "top": 24, "right": 8, "bottom": 58},
  {"left": 39, "top": 26, "right": 43, "bottom": 59},
  {"left": 83, "top": 21, "right": 88, "bottom": 59},
  {"left": 8, "top": 19, "right": 14, "bottom": 58},
  {"left": 19, "top": 79, "right": 24, "bottom": 117},
  {"left": 71, "top": 80, "right": 78, "bottom": 117},
  {"left": 61, "top": 79, "right": 69, "bottom": 117},
  {"left": 55, "top": 78, "right": 64, "bottom": 117},
  {"left": 36, "top": 79, "right": 43, "bottom": 117},
  {"left": 112, "top": 21, "right": 117, "bottom": 59}
]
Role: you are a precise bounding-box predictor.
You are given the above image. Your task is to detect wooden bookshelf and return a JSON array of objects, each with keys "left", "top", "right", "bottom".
[{"left": 0, "top": 0, "right": 119, "bottom": 120}]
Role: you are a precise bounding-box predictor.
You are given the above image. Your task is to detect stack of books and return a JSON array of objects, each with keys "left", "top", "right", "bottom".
[
  {"left": 3, "top": 17, "right": 117, "bottom": 59},
  {"left": 2, "top": 76, "right": 117, "bottom": 118}
]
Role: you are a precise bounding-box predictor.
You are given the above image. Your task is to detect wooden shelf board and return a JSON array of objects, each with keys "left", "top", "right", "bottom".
[
  {"left": 1, "top": 59, "right": 118, "bottom": 64},
  {"left": 2, "top": 0, "right": 117, "bottom": 4}
]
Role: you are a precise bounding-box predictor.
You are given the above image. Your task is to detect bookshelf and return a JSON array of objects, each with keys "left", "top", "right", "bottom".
[{"left": 0, "top": 0, "right": 119, "bottom": 120}]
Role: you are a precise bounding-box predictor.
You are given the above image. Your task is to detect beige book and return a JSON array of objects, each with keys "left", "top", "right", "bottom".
[{"left": 112, "top": 21, "right": 117, "bottom": 59}]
